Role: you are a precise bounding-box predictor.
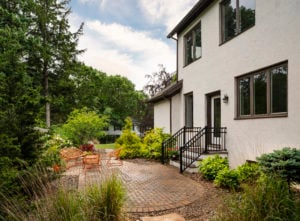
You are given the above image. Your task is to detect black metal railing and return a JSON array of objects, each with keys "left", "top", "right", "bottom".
[
  {"left": 161, "top": 126, "right": 201, "bottom": 164},
  {"left": 179, "top": 126, "right": 227, "bottom": 173}
]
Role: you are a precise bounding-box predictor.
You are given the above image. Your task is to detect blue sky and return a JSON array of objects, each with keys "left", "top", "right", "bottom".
[{"left": 69, "top": 0, "right": 198, "bottom": 90}]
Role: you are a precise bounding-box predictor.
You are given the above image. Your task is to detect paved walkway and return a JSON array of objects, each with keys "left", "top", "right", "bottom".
[{"left": 64, "top": 151, "right": 205, "bottom": 213}]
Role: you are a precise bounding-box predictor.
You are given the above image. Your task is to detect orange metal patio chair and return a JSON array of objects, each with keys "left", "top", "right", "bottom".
[{"left": 106, "top": 148, "right": 123, "bottom": 166}]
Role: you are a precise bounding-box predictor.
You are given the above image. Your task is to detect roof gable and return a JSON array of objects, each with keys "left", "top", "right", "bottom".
[{"left": 167, "top": 0, "right": 214, "bottom": 38}]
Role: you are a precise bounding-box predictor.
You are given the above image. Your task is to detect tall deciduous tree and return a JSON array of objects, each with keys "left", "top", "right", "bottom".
[
  {"left": 28, "top": 0, "right": 83, "bottom": 127},
  {"left": 144, "top": 64, "right": 174, "bottom": 97}
]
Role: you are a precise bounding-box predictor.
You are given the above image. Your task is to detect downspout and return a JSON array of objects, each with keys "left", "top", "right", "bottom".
[
  {"left": 170, "top": 36, "right": 178, "bottom": 83},
  {"left": 170, "top": 35, "right": 178, "bottom": 135},
  {"left": 169, "top": 97, "right": 172, "bottom": 134}
]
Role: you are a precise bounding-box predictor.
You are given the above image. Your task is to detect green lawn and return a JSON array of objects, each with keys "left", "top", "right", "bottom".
[{"left": 95, "top": 143, "right": 116, "bottom": 149}]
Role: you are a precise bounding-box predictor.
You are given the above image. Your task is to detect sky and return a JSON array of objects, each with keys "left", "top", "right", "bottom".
[{"left": 69, "top": 0, "right": 198, "bottom": 90}]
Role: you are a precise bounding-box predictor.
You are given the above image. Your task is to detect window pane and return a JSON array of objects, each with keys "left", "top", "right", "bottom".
[
  {"left": 239, "top": 77, "right": 250, "bottom": 115},
  {"left": 195, "top": 24, "right": 201, "bottom": 59},
  {"left": 254, "top": 72, "right": 267, "bottom": 114},
  {"left": 185, "top": 33, "right": 193, "bottom": 65},
  {"left": 240, "top": 0, "right": 255, "bottom": 32},
  {"left": 214, "top": 98, "right": 221, "bottom": 137},
  {"left": 222, "top": 0, "right": 236, "bottom": 41},
  {"left": 271, "top": 65, "right": 287, "bottom": 113},
  {"left": 185, "top": 94, "right": 193, "bottom": 127}
]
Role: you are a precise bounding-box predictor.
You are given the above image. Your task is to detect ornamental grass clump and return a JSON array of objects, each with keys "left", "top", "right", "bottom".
[
  {"left": 1, "top": 166, "right": 126, "bottom": 221},
  {"left": 214, "top": 175, "right": 300, "bottom": 221}
]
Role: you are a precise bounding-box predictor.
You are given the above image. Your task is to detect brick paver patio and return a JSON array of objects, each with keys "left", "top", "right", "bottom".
[{"left": 64, "top": 150, "right": 205, "bottom": 213}]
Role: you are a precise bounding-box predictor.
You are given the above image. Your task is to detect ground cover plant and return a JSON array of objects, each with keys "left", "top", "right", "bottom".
[
  {"left": 214, "top": 168, "right": 239, "bottom": 190},
  {"left": 213, "top": 147, "right": 300, "bottom": 221},
  {"left": 198, "top": 155, "right": 229, "bottom": 181},
  {"left": 214, "top": 175, "right": 300, "bottom": 221}
]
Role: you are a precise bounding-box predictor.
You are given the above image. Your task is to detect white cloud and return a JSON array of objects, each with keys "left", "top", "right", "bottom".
[
  {"left": 78, "top": 0, "right": 97, "bottom": 4},
  {"left": 69, "top": 13, "right": 176, "bottom": 90},
  {"left": 139, "top": 0, "right": 198, "bottom": 33}
]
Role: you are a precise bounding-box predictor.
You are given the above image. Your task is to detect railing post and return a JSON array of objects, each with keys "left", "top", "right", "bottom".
[
  {"left": 161, "top": 142, "right": 165, "bottom": 164},
  {"left": 204, "top": 126, "right": 208, "bottom": 153},
  {"left": 179, "top": 146, "right": 183, "bottom": 173},
  {"left": 183, "top": 126, "right": 186, "bottom": 145}
]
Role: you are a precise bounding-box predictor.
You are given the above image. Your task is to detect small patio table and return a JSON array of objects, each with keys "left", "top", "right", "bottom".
[{"left": 83, "top": 154, "right": 101, "bottom": 174}]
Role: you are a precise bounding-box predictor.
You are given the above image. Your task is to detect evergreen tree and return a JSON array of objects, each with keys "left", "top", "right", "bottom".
[{"left": 27, "top": 0, "right": 83, "bottom": 127}]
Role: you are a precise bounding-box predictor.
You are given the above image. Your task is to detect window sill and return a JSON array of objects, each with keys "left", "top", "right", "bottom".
[
  {"left": 219, "top": 24, "right": 255, "bottom": 46},
  {"left": 234, "top": 113, "right": 288, "bottom": 120},
  {"left": 183, "top": 56, "right": 201, "bottom": 68}
]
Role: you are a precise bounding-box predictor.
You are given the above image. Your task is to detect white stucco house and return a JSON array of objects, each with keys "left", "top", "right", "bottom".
[{"left": 148, "top": 0, "right": 300, "bottom": 169}]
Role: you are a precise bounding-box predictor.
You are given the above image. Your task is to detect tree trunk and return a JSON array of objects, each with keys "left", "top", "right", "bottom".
[{"left": 43, "top": 65, "right": 50, "bottom": 128}]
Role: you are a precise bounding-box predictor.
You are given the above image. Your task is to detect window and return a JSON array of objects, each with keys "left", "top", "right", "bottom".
[
  {"left": 221, "top": 0, "right": 255, "bottom": 43},
  {"left": 237, "top": 62, "right": 288, "bottom": 118},
  {"left": 184, "top": 22, "right": 201, "bottom": 65},
  {"left": 185, "top": 93, "right": 193, "bottom": 127}
]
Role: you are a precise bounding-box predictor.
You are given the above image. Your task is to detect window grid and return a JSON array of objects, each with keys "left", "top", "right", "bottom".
[
  {"left": 236, "top": 62, "right": 288, "bottom": 119},
  {"left": 184, "top": 22, "right": 201, "bottom": 66}
]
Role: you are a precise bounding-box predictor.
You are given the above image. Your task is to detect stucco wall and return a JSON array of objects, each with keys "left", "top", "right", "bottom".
[
  {"left": 171, "top": 93, "right": 182, "bottom": 133},
  {"left": 175, "top": 0, "right": 300, "bottom": 167},
  {"left": 154, "top": 99, "right": 170, "bottom": 133}
]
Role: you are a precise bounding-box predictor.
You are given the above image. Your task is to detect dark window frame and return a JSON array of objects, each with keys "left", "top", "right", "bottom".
[
  {"left": 184, "top": 22, "right": 201, "bottom": 66},
  {"left": 236, "top": 61, "right": 288, "bottom": 120},
  {"left": 220, "top": 0, "right": 256, "bottom": 44},
  {"left": 185, "top": 92, "right": 194, "bottom": 127}
]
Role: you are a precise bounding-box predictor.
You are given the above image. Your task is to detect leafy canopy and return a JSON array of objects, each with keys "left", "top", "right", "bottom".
[{"left": 61, "top": 108, "right": 108, "bottom": 145}]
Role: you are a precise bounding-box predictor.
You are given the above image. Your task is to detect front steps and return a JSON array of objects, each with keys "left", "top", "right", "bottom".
[{"left": 170, "top": 151, "right": 228, "bottom": 173}]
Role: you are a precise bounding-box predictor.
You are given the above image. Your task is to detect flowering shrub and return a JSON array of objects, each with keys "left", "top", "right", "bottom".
[{"left": 80, "top": 143, "right": 95, "bottom": 152}]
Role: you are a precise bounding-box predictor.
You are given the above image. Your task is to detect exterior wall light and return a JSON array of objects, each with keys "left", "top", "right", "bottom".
[{"left": 223, "top": 94, "right": 229, "bottom": 104}]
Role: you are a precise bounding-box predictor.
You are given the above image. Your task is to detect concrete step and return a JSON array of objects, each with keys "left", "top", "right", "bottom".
[{"left": 170, "top": 152, "right": 228, "bottom": 173}]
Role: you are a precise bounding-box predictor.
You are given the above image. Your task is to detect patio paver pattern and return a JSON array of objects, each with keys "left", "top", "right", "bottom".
[{"left": 64, "top": 151, "right": 205, "bottom": 213}]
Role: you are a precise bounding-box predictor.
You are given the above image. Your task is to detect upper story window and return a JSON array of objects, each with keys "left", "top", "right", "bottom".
[
  {"left": 236, "top": 62, "right": 288, "bottom": 119},
  {"left": 221, "top": 0, "right": 255, "bottom": 43},
  {"left": 184, "top": 22, "right": 201, "bottom": 66}
]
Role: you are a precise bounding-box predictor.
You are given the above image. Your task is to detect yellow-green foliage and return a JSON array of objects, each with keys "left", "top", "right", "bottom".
[
  {"left": 141, "top": 128, "right": 170, "bottom": 159},
  {"left": 116, "top": 117, "right": 142, "bottom": 159},
  {"left": 237, "top": 162, "right": 261, "bottom": 184},
  {"left": 214, "top": 168, "right": 240, "bottom": 190},
  {"left": 198, "top": 155, "right": 229, "bottom": 180},
  {"left": 61, "top": 108, "right": 108, "bottom": 145}
]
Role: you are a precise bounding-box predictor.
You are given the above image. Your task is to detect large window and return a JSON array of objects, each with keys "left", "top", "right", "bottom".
[
  {"left": 237, "top": 62, "right": 288, "bottom": 118},
  {"left": 184, "top": 22, "right": 201, "bottom": 65},
  {"left": 185, "top": 93, "right": 193, "bottom": 127},
  {"left": 221, "top": 0, "right": 255, "bottom": 43}
]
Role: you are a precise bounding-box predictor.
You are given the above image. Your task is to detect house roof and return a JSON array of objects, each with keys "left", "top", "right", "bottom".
[
  {"left": 167, "top": 0, "right": 214, "bottom": 38},
  {"left": 147, "top": 80, "right": 183, "bottom": 103}
]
